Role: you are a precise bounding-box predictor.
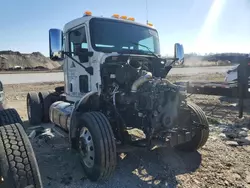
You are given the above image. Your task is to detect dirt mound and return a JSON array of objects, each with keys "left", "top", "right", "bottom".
[
  {"left": 53, "top": 64, "right": 63, "bottom": 70},
  {"left": 0, "top": 50, "right": 61, "bottom": 70}
]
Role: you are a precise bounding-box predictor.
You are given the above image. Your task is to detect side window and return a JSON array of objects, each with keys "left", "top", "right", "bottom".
[
  {"left": 69, "top": 26, "right": 88, "bottom": 57},
  {"left": 138, "top": 36, "right": 154, "bottom": 52}
]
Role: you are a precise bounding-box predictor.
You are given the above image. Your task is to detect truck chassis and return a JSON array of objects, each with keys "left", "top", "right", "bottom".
[{"left": 26, "top": 12, "right": 210, "bottom": 182}]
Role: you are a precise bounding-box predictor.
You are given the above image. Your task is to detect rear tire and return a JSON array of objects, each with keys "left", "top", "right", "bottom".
[
  {"left": 38, "top": 91, "right": 52, "bottom": 123},
  {"left": 0, "top": 123, "right": 43, "bottom": 188},
  {"left": 27, "top": 92, "right": 42, "bottom": 125},
  {"left": 75, "top": 111, "right": 117, "bottom": 182},
  {"left": 55, "top": 86, "right": 64, "bottom": 94},
  {"left": 175, "top": 101, "right": 209, "bottom": 152},
  {"left": 0, "top": 108, "right": 23, "bottom": 127}
]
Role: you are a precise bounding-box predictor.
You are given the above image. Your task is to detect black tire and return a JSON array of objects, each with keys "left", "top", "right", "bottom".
[
  {"left": 27, "top": 92, "right": 42, "bottom": 125},
  {"left": 55, "top": 86, "right": 64, "bottom": 94},
  {"left": 0, "top": 123, "right": 43, "bottom": 188},
  {"left": 175, "top": 101, "right": 209, "bottom": 152},
  {"left": 75, "top": 111, "right": 117, "bottom": 182},
  {"left": 38, "top": 91, "right": 52, "bottom": 123},
  {"left": 0, "top": 81, "right": 3, "bottom": 92},
  {"left": 0, "top": 108, "right": 23, "bottom": 127},
  {"left": 39, "top": 92, "right": 59, "bottom": 123}
]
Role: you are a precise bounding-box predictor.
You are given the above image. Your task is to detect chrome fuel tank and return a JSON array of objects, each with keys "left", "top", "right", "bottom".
[{"left": 49, "top": 101, "right": 74, "bottom": 132}]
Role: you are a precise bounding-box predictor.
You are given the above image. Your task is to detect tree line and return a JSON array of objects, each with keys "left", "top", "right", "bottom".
[{"left": 185, "top": 52, "right": 249, "bottom": 64}]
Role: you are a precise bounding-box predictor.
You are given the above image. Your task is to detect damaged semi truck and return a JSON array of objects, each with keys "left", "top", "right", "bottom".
[{"left": 26, "top": 11, "right": 209, "bottom": 182}]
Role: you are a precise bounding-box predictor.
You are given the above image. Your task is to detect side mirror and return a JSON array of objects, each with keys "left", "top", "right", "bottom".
[
  {"left": 174, "top": 43, "right": 184, "bottom": 65},
  {"left": 49, "top": 29, "right": 64, "bottom": 61}
]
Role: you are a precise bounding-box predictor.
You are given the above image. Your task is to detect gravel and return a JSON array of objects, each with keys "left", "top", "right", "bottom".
[{"left": 3, "top": 73, "right": 250, "bottom": 188}]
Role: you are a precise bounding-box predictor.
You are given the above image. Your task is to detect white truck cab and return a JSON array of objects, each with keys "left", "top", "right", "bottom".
[{"left": 49, "top": 11, "right": 184, "bottom": 103}]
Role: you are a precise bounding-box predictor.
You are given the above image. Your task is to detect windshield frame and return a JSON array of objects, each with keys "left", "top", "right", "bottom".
[{"left": 89, "top": 17, "right": 160, "bottom": 55}]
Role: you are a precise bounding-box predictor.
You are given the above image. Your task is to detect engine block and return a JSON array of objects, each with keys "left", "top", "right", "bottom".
[{"left": 101, "top": 55, "right": 185, "bottom": 134}]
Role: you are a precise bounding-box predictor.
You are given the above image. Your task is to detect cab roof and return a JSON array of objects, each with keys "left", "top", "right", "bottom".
[{"left": 63, "top": 15, "right": 156, "bottom": 33}]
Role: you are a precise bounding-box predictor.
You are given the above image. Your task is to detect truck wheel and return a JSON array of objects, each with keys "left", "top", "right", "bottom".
[
  {"left": 55, "top": 86, "right": 64, "bottom": 94},
  {"left": 0, "top": 108, "right": 23, "bottom": 127},
  {"left": 75, "top": 112, "right": 117, "bottom": 182},
  {"left": 38, "top": 91, "right": 52, "bottom": 123},
  {"left": 27, "top": 92, "right": 42, "bottom": 125},
  {"left": 0, "top": 123, "right": 43, "bottom": 188},
  {"left": 175, "top": 101, "right": 209, "bottom": 152}
]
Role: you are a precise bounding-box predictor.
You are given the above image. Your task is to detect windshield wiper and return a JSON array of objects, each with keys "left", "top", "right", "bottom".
[{"left": 130, "top": 42, "right": 159, "bottom": 58}]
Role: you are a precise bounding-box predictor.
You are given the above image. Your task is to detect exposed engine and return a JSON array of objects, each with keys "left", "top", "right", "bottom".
[{"left": 101, "top": 55, "right": 185, "bottom": 135}]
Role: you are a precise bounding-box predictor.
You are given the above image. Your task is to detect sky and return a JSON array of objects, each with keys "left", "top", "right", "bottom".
[{"left": 1, "top": 0, "right": 250, "bottom": 56}]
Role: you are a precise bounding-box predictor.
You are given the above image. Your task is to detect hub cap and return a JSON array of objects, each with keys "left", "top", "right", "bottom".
[{"left": 79, "top": 127, "right": 95, "bottom": 168}]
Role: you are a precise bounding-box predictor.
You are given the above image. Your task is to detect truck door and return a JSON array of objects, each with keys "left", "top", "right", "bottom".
[{"left": 67, "top": 25, "right": 90, "bottom": 99}]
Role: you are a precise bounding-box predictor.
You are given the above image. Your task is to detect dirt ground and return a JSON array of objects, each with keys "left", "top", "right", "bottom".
[
  {"left": 3, "top": 73, "right": 250, "bottom": 188},
  {"left": 0, "top": 69, "right": 62, "bottom": 74}
]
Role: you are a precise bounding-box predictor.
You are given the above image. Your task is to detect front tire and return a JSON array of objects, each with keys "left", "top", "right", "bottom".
[
  {"left": 75, "top": 112, "right": 117, "bottom": 182},
  {"left": 175, "top": 101, "right": 209, "bottom": 152}
]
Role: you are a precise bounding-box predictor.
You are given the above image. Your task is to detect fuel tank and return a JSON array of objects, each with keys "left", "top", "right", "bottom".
[{"left": 49, "top": 101, "right": 74, "bottom": 132}]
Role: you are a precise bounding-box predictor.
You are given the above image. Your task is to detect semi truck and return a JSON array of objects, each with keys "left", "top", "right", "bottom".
[{"left": 26, "top": 11, "right": 209, "bottom": 182}]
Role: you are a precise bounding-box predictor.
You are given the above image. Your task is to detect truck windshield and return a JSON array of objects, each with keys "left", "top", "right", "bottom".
[{"left": 89, "top": 18, "right": 160, "bottom": 55}]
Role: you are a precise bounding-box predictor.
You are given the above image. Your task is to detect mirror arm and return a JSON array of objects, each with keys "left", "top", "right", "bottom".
[
  {"left": 164, "top": 57, "right": 179, "bottom": 67},
  {"left": 170, "top": 59, "right": 176, "bottom": 66},
  {"left": 63, "top": 52, "right": 93, "bottom": 75}
]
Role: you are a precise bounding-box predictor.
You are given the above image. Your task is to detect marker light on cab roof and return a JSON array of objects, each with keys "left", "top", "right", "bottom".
[
  {"left": 84, "top": 11, "right": 92, "bottom": 16},
  {"left": 112, "top": 14, "right": 120, "bottom": 18},
  {"left": 120, "top": 15, "right": 128, "bottom": 20},
  {"left": 147, "top": 22, "right": 153, "bottom": 27},
  {"left": 128, "top": 17, "right": 135, "bottom": 21}
]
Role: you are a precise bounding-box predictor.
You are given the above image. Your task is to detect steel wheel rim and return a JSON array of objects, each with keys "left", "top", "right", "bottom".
[{"left": 79, "top": 127, "right": 95, "bottom": 168}]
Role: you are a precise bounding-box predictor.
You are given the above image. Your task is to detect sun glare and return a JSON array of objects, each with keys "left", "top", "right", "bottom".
[{"left": 192, "top": 0, "right": 226, "bottom": 54}]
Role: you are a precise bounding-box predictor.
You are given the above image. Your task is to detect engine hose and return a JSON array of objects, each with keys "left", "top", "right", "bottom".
[
  {"left": 110, "top": 91, "right": 127, "bottom": 138},
  {"left": 131, "top": 72, "right": 153, "bottom": 92}
]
